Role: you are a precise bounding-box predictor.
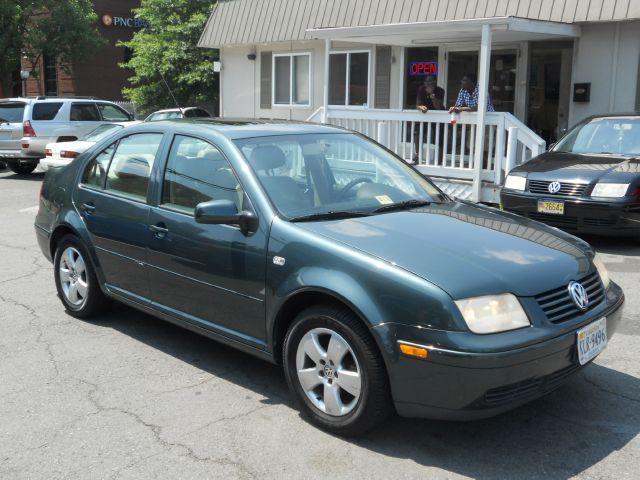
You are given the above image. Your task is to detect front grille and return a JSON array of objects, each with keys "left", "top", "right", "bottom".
[
  {"left": 528, "top": 180, "right": 588, "bottom": 197},
  {"left": 535, "top": 271, "right": 605, "bottom": 324},
  {"left": 527, "top": 212, "right": 578, "bottom": 229},
  {"left": 583, "top": 217, "right": 617, "bottom": 227},
  {"left": 484, "top": 364, "right": 581, "bottom": 406}
]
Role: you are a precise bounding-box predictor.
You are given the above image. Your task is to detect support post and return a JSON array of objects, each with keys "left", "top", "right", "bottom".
[
  {"left": 472, "top": 24, "right": 492, "bottom": 202},
  {"left": 505, "top": 126, "right": 518, "bottom": 176},
  {"left": 322, "top": 38, "right": 331, "bottom": 123}
]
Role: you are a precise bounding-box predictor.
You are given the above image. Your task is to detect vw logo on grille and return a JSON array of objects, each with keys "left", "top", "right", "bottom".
[
  {"left": 548, "top": 181, "right": 562, "bottom": 194},
  {"left": 568, "top": 281, "right": 589, "bottom": 310}
]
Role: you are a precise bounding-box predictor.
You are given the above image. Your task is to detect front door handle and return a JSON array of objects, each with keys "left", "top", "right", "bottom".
[
  {"left": 80, "top": 202, "right": 95, "bottom": 214},
  {"left": 149, "top": 223, "right": 169, "bottom": 238}
]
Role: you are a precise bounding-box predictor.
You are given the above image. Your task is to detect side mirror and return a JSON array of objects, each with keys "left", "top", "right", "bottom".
[{"left": 194, "top": 199, "right": 258, "bottom": 234}]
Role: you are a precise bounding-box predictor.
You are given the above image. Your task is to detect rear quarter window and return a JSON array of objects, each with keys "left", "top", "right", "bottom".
[
  {"left": 32, "top": 102, "right": 63, "bottom": 121},
  {"left": 0, "top": 103, "right": 26, "bottom": 123}
]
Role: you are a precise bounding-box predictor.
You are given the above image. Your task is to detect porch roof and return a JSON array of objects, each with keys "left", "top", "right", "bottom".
[{"left": 307, "top": 17, "right": 581, "bottom": 46}]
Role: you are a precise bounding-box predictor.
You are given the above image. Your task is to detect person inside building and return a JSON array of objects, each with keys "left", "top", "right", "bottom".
[
  {"left": 450, "top": 73, "right": 495, "bottom": 112},
  {"left": 412, "top": 75, "right": 445, "bottom": 164}
]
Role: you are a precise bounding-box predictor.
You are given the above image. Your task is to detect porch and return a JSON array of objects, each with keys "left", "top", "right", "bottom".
[{"left": 306, "top": 17, "right": 580, "bottom": 203}]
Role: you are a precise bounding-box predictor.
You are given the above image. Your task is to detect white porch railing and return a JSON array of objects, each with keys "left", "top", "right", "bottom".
[{"left": 307, "top": 107, "right": 545, "bottom": 200}]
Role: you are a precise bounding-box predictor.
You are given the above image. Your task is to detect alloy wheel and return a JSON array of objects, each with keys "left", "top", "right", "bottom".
[
  {"left": 58, "top": 246, "right": 88, "bottom": 308},
  {"left": 295, "top": 327, "right": 362, "bottom": 416}
]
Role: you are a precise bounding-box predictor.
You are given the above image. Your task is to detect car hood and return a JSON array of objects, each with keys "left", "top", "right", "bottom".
[
  {"left": 295, "top": 201, "right": 593, "bottom": 299},
  {"left": 512, "top": 151, "right": 640, "bottom": 183}
]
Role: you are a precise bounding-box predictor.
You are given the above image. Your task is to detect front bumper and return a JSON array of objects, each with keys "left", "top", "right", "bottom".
[
  {"left": 501, "top": 190, "right": 640, "bottom": 236},
  {"left": 376, "top": 282, "right": 625, "bottom": 420}
]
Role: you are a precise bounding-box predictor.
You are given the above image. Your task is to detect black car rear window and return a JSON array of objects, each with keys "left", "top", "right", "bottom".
[
  {"left": 32, "top": 102, "right": 63, "bottom": 121},
  {"left": 0, "top": 103, "right": 26, "bottom": 123}
]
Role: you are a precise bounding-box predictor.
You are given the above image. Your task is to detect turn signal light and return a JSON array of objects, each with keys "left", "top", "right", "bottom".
[
  {"left": 60, "top": 150, "right": 78, "bottom": 158},
  {"left": 399, "top": 343, "right": 429, "bottom": 360}
]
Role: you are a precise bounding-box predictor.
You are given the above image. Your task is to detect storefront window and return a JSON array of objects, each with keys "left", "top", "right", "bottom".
[
  {"left": 403, "top": 47, "right": 438, "bottom": 109},
  {"left": 273, "top": 53, "right": 310, "bottom": 106},
  {"left": 446, "top": 50, "right": 516, "bottom": 113},
  {"left": 329, "top": 51, "right": 369, "bottom": 107}
]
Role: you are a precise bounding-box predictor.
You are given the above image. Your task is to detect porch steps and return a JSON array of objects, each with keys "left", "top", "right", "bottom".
[{"left": 425, "top": 175, "right": 501, "bottom": 205}]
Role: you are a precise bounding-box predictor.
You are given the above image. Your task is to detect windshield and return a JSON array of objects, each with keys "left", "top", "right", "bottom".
[
  {"left": 83, "top": 124, "right": 123, "bottom": 142},
  {"left": 554, "top": 117, "right": 640, "bottom": 156},
  {"left": 235, "top": 133, "right": 447, "bottom": 220},
  {"left": 0, "top": 102, "right": 26, "bottom": 123}
]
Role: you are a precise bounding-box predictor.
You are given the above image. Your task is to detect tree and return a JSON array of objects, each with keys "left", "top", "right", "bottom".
[
  {"left": 21, "top": 0, "right": 106, "bottom": 94},
  {"left": 121, "top": 0, "right": 218, "bottom": 115},
  {"left": 0, "top": 0, "right": 105, "bottom": 96},
  {"left": 0, "top": 0, "right": 35, "bottom": 95}
]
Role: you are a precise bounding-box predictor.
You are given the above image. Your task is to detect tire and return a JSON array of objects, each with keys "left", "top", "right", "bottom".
[
  {"left": 283, "top": 304, "right": 392, "bottom": 436},
  {"left": 53, "top": 234, "right": 109, "bottom": 318},
  {"left": 8, "top": 161, "right": 37, "bottom": 175}
]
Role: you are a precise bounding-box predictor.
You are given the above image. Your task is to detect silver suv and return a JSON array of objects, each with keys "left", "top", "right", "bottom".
[{"left": 0, "top": 97, "right": 134, "bottom": 174}]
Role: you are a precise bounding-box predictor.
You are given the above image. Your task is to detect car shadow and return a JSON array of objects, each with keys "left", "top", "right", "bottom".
[
  {"left": 0, "top": 171, "right": 46, "bottom": 181},
  {"left": 581, "top": 234, "right": 640, "bottom": 255},
  {"left": 90, "top": 303, "right": 640, "bottom": 479}
]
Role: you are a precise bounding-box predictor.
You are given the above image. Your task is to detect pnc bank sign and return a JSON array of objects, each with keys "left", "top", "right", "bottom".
[{"left": 101, "top": 14, "right": 148, "bottom": 28}]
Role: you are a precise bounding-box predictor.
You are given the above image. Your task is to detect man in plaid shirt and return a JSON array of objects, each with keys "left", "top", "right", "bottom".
[{"left": 450, "top": 73, "right": 495, "bottom": 112}]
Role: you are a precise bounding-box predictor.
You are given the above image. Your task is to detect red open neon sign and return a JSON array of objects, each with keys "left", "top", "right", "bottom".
[{"left": 409, "top": 61, "right": 438, "bottom": 76}]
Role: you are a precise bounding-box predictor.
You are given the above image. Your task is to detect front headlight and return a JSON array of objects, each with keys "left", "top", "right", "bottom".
[
  {"left": 455, "top": 293, "right": 530, "bottom": 334},
  {"left": 504, "top": 174, "right": 527, "bottom": 191},
  {"left": 593, "top": 254, "right": 611, "bottom": 289},
  {"left": 591, "top": 183, "right": 630, "bottom": 198}
]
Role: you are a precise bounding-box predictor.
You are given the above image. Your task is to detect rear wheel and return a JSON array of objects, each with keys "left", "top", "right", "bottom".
[
  {"left": 54, "top": 235, "right": 109, "bottom": 318},
  {"left": 8, "top": 161, "right": 37, "bottom": 175},
  {"left": 283, "top": 304, "right": 392, "bottom": 436}
]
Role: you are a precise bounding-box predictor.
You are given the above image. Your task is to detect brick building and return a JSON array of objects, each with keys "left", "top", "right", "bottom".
[{"left": 19, "top": 0, "right": 142, "bottom": 101}]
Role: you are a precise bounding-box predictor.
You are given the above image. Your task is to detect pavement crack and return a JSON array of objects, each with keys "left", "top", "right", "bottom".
[{"left": 583, "top": 375, "right": 640, "bottom": 404}]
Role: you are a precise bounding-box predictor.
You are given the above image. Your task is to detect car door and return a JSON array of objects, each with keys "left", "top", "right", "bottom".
[
  {"left": 69, "top": 102, "right": 105, "bottom": 139},
  {"left": 146, "top": 134, "right": 268, "bottom": 346},
  {"left": 74, "top": 132, "right": 165, "bottom": 301}
]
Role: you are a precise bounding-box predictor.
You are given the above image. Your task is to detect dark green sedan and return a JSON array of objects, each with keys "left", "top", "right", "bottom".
[{"left": 35, "top": 119, "right": 625, "bottom": 435}]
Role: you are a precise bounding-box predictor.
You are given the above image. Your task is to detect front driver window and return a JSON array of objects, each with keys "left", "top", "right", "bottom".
[
  {"left": 105, "top": 133, "right": 163, "bottom": 200},
  {"left": 161, "top": 135, "right": 243, "bottom": 214}
]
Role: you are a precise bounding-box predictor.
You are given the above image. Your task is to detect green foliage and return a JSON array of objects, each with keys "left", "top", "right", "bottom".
[
  {"left": 0, "top": 0, "right": 105, "bottom": 95},
  {"left": 121, "top": 0, "right": 218, "bottom": 115}
]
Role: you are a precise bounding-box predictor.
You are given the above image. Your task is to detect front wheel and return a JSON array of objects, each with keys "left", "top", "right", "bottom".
[
  {"left": 8, "top": 161, "right": 37, "bottom": 175},
  {"left": 283, "top": 305, "right": 392, "bottom": 436},
  {"left": 53, "top": 235, "right": 109, "bottom": 318}
]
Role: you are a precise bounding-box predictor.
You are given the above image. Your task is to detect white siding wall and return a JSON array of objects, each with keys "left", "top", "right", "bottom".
[
  {"left": 569, "top": 20, "right": 640, "bottom": 126},
  {"left": 220, "top": 46, "right": 256, "bottom": 118}
]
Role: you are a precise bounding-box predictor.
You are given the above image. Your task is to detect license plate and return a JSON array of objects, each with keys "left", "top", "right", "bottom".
[
  {"left": 577, "top": 317, "right": 607, "bottom": 365},
  {"left": 537, "top": 200, "right": 565, "bottom": 215}
]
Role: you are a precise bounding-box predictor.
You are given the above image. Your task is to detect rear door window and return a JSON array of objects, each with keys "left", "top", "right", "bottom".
[
  {"left": 70, "top": 103, "right": 100, "bottom": 121},
  {"left": 97, "top": 103, "right": 131, "bottom": 121},
  {"left": 32, "top": 102, "right": 63, "bottom": 121},
  {"left": 105, "top": 133, "right": 163, "bottom": 201},
  {"left": 0, "top": 102, "right": 26, "bottom": 123},
  {"left": 82, "top": 144, "right": 116, "bottom": 188}
]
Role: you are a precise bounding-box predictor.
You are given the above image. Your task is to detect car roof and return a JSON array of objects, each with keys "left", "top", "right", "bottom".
[
  {"left": 136, "top": 118, "right": 348, "bottom": 139},
  {"left": 150, "top": 107, "right": 201, "bottom": 114},
  {"left": 585, "top": 112, "right": 640, "bottom": 120}
]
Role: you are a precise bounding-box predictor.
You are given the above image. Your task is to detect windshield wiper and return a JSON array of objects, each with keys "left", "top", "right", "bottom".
[
  {"left": 289, "top": 210, "right": 371, "bottom": 222},
  {"left": 372, "top": 199, "right": 431, "bottom": 213}
]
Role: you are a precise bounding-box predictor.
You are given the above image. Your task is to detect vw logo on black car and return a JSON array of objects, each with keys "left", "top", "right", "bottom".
[
  {"left": 568, "top": 281, "right": 589, "bottom": 310},
  {"left": 547, "top": 181, "right": 562, "bottom": 194}
]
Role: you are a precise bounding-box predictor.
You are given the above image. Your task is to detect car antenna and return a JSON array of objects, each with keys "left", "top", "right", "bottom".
[{"left": 157, "top": 69, "right": 184, "bottom": 115}]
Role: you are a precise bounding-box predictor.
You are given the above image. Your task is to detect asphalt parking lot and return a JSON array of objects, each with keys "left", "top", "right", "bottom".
[{"left": 1, "top": 168, "right": 639, "bottom": 480}]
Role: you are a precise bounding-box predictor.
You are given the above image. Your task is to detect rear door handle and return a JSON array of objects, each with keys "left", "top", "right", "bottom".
[
  {"left": 149, "top": 223, "right": 169, "bottom": 238},
  {"left": 80, "top": 202, "right": 95, "bottom": 213}
]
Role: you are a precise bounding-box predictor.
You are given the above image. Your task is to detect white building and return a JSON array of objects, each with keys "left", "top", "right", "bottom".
[{"left": 199, "top": 0, "right": 640, "bottom": 202}]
